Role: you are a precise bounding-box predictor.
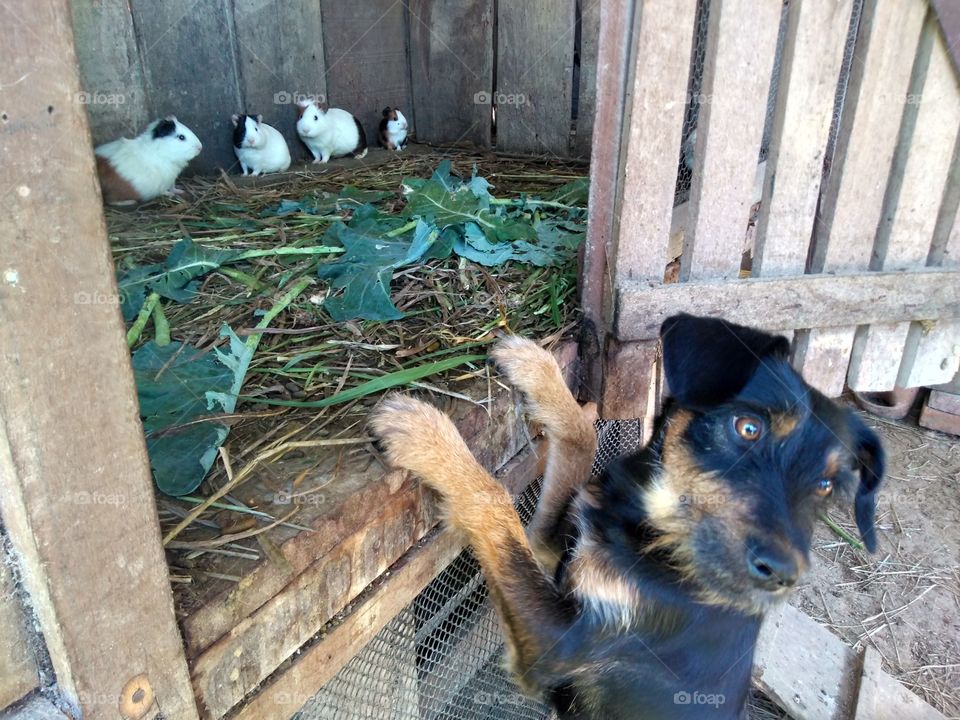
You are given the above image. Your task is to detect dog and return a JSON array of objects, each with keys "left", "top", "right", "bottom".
[{"left": 369, "top": 314, "right": 885, "bottom": 719}]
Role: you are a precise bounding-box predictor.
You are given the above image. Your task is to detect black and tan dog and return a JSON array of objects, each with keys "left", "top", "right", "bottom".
[{"left": 369, "top": 314, "right": 884, "bottom": 719}]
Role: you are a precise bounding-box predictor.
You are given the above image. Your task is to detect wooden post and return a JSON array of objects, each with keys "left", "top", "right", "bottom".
[{"left": 0, "top": 1, "right": 198, "bottom": 718}]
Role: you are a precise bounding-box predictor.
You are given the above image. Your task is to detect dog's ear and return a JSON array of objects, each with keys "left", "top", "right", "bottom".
[
  {"left": 660, "top": 314, "right": 790, "bottom": 406},
  {"left": 849, "top": 413, "right": 885, "bottom": 553}
]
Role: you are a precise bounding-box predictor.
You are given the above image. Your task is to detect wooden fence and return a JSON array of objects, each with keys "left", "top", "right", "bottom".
[
  {"left": 71, "top": 0, "right": 598, "bottom": 173},
  {"left": 583, "top": 0, "right": 960, "bottom": 420}
]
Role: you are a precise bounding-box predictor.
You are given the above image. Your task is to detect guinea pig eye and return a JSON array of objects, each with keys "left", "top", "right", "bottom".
[
  {"left": 733, "top": 416, "right": 762, "bottom": 441},
  {"left": 313, "top": 115, "right": 319, "bottom": 121},
  {"left": 178, "top": 134, "right": 186, "bottom": 141},
  {"left": 815, "top": 478, "right": 834, "bottom": 498}
]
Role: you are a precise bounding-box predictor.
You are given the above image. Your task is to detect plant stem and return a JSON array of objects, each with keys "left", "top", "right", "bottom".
[{"left": 127, "top": 292, "right": 159, "bottom": 347}]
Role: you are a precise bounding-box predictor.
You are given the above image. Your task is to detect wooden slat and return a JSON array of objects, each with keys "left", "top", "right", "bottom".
[
  {"left": 129, "top": 0, "right": 243, "bottom": 174},
  {"left": 848, "top": 22, "right": 960, "bottom": 391},
  {"left": 407, "top": 0, "right": 494, "bottom": 147},
  {"left": 0, "top": 1, "right": 198, "bottom": 717},
  {"left": 853, "top": 647, "right": 947, "bottom": 720},
  {"left": 578, "top": 0, "right": 636, "bottom": 404},
  {"left": 615, "top": 269, "right": 960, "bottom": 341},
  {"left": 680, "top": 0, "right": 782, "bottom": 281},
  {"left": 573, "top": 0, "right": 600, "bottom": 157},
  {"left": 495, "top": 0, "right": 576, "bottom": 155},
  {"left": 232, "top": 0, "right": 327, "bottom": 164},
  {"left": 753, "top": 0, "right": 854, "bottom": 277},
  {"left": 798, "top": 0, "right": 926, "bottom": 396},
  {"left": 320, "top": 0, "right": 413, "bottom": 148},
  {"left": 0, "top": 558, "right": 38, "bottom": 710},
  {"left": 3, "top": 695, "right": 71, "bottom": 720},
  {"left": 69, "top": 0, "right": 150, "bottom": 146}
]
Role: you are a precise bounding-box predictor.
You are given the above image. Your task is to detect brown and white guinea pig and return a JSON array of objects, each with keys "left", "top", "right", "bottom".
[
  {"left": 378, "top": 107, "right": 409, "bottom": 151},
  {"left": 231, "top": 113, "right": 291, "bottom": 176},
  {"left": 94, "top": 116, "right": 202, "bottom": 205},
  {"left": 295, "top": 99, "right": 367, "bottom": 164}
]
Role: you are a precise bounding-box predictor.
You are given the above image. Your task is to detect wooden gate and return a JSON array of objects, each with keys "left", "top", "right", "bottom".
[{"left": 581, "top": 0, "right": 960, "bottom": 422}]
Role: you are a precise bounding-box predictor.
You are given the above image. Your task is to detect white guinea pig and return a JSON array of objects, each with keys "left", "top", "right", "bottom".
[
  {"left": 231, "top": 113, "right": 291, "bottom": 176},
  {"left": 378, "top": 107, "right": 409, "bottom": 151},
  {"left": 295, "top": 100, "right": 368, "bottom": 163},
  {"left": 94, "top": 116, "right": 202, "bottom": 205}
]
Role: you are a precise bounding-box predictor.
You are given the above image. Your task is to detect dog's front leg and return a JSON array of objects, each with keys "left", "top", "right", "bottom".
[{"left": 369, "top": 395, "right": 576, "bottom": 694}]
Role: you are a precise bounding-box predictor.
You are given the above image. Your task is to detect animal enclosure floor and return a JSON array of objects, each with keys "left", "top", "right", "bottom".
[{"left": 792, "top": 411, "right": 960, "bottom": 718}]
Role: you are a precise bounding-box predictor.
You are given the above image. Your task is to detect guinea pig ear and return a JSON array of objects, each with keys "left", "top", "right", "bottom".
[
  {"left": 165, "top": 114, "right": 178, "bottom": 122},
  {"left": 660, "top": 313, "right": 790, "bottom": 407},
  {"left": 295, "top": 98, "right": 311, "bottom": 110},
  {"left": 231, "top": 114, "right": 240, "bottom": 126},
  {"left": 848, "top": 413, "right": 885, "bottom": 553},
  {"left": 256, "top": 114, "right": 263, "bottom": 123},
  {"left": 382, "top": 106, "right": 392, "bottom": 117}
]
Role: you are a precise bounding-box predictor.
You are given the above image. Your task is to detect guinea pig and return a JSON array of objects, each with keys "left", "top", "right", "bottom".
[
  {"left": 94, "top": 116, "right": 202, "bottom": 205},
  {"left": 231, "top": 113, "right": 291, "bottom": 176},
  {"left": 378, "top": 107, "right": 409, "bottom": 151},
  {"left": 295, "top": 100, "right": 368, "bottom": 164}
]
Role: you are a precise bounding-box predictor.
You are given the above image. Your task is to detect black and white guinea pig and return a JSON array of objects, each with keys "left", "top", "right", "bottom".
[
  {"left": 295, "top": 100, "right": 368, "bottom": 164},
  {"left": 94, "top": 116, "right": 202, "bottom": 205},
  {"left": 378, "top": 107, "right": 409, "bottom": 151},
  {"left": 231, "top": 113, "right": 291, "bottom": 176}
]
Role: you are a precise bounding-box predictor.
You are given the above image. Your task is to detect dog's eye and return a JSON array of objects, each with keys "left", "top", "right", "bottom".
[
  {"left": 815, "top": 478, "right": 834, "bottom": 497},
  {"left": 733, "top": 416, "right": 762, "bottom": 441}
]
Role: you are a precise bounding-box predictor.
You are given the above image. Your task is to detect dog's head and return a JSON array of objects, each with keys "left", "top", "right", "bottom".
[{"left": 642, "top": 314, "right": 884, "bottom": 614}]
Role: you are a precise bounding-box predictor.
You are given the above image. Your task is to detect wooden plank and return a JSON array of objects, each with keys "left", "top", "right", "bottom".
[
  {"left": 232, "top": 0, "right": 327, "bottom": 164},
  {"left": 848, "top": 21, "right": 960, "bottom": 391},
  {"left": 407, "top": 0, "right": 493, "bottom": 147},
  {"left": 601, "top": 340, "right": 659, "bottom": 421},
  {"left": 680, "top": 0, "right": 782, "bottom": 281},
  {"left": 2, "top": 695, "right": 71, "bottom": 720},
  {"left": 853, "top": 647, "right": 947, "bottom": 720},
  {"left": 753, "top": 0, "right": 854, "bottom": 278},
  {"left": 928, "top": 389, "right": 960, "bottom": 415},
  {"left": 573, "top": 0, "right": 600, "bottom": 157},
  {"left": 495, "top": 0, "right": 576, "bottom": 155},
  {"left": 0, "top": 1, "right": 198, "bottom": 718},
  {"left": 578, "top": 0, "right": 636, "bottom": 404},
  {"left": 799, "top": 0, "right": 926, "bottom": 396},
  {"left": 930, "top": 0, "right": 960, "bottom": 76},
  {"left": 615, "top": 269, "right": 960, "bottom": 341},
  {"left": 69, "top": 0, "right": 150, "bottom": 146},
  {"left": 0, "top": 558, "right": 38, "bottom": 710},
  {"left": 320, "top": 0, "right": 413, "bottom": 148},
  {"left": 229, "top": 445, "right": 543, "bottom": 720},
  {"left": 130, "top": 0, "right": 244, "bottom": 174}
]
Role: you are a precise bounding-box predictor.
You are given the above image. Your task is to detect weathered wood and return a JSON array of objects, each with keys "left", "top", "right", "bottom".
[
  {"left": 799, "top": 0, "right": 926, "bottom": 396},
  {"left": 2, "top": 695, "right": 71, "bottom": 720},
  {"left": 0, "top": 1, "right": 198, "bottom": 717},
  {"left": 573, "top": 0, "right": 600, "bottom": 157},
  {"left": 680, "top": 0, "right": 781, "bottom": 281},
  {"left": 931, "top": 0, "right": 960, "bottom": 76},
  {"left": 928, "top": 389, "right": 960, "bottom": 415},
  {"left": 232, "top": 0, "right": 327, "bottom": 164},
  {"left": 848, "top": 21, "right": 960, "bottom": 391},
  {"left": 615, "top": 269, "right": 960, "bottom": 341},
  {"left": 579, "top": 0, "right": 636, "bottom": 403},
  {"left": 853, "top": 647, "right": 947, "bottom": 720},
  {"left": 320, "top": 0, "right": 413, "bottom": 147},
  {"left": 69, "top": 0, "right": 150, "bottom": 146},
  {"left": 407, "top": 0, "right": 494, "bottom": 147},
  {"left": 753, "top": 0, "right": 854, "bottom": 277},
  {"left": 601, "top": 340, "right": 659, "bottom": 421},
  {"left": 495, "top": 0, "right": 576, "bottom": 155},
  {"left": 0, "top": 558, "right": 38, "bottom": 710},
  {"left": 129, "top": 0, "right": 244, "bottom": 173},
  {"left": 229, "top": 445, "right": 543, "bottom": 720}
]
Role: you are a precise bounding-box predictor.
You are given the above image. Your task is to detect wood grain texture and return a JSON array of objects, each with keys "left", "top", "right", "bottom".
[
  {"left": 320, "top": 0, "right": 413, "bottom": 147},
  {"left": 680, "top": 0, "right": 782, "bottom": 281},
  {"left": 495, "top": 0, "right": 576, "bottom": 155},
  {"left": 573, "top": 0, "right": 600, "bottom": 157},
  {"left": 615, "top": 270, "right": 960, "bottom": 341},
  {"left": 0, "top": 1, "right": 198, "bottom": 717},
  {"left": 578, "top": 0, "right": 636, "bottom": 403},
  {"left": 848, "top": 22, "right": 960, "bottom": 391},
  {"left": 799, "top": 0, "right": 926, "bottom": 396},
  {"left": 232, "top": 0, "right": 327, "bottom": 164},
  {"left": 854, "top": 647, "right": 948, "bottom": 720},
  {"left": 407, "top": 0, "right": 494, "bottom": 147},
  {"left": 601, "top": 340, "right": 659, "bottom": 421},
  {"left": 69, "top": 0, "right": 150, "bottom": 146},
  {"left": 753, "top": 0, "right": 854, "bottom": 277},
  {"left": 130, "top": 0, "right": 244, "bottom": 173},
  {"left": 0, "top": 559, "right": 38, "bottom": 710}
]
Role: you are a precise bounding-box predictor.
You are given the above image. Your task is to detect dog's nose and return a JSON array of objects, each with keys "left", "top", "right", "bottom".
[{"left": 746, "top": 544, "right": 799, "bottom": 590}]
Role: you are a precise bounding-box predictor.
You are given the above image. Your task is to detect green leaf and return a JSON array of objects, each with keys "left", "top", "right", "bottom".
[
  {"left": 546, "top": 177, "right": 590, "bottom": 206},
  {"left": 403, "top": 180, "right": 536, "bottom": 243},
  {"left": 339, "top": 186, "right": 394, "bottom": 205}
]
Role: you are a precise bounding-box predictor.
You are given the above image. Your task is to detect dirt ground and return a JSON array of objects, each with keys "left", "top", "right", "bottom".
[{"left": 791, "top": 406, "right": 960, "bottom": 718}]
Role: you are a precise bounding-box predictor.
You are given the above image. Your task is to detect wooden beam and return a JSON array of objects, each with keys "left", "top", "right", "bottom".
[
  {"left": 615, "top": 269, "right": 960, "bottom": 341},
  {"left": 0, "top": 1, "right": 198, "bottom": 718},
  {"left": 0, "top": 557, "right": 38, "bottom": 710}
]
